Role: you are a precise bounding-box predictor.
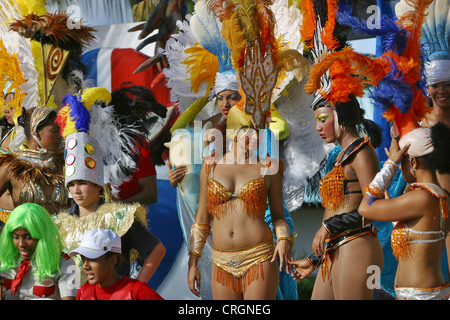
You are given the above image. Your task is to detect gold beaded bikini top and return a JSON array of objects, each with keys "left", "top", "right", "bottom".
[
  {"left": 319, "top": 137, "right": 372, "bottom": 211},
  {"left": 205, "top": 161, "right": 268, "bottom": 218},
  {"left": 0, "top": 149, "right": 68, "bottom": 214}
]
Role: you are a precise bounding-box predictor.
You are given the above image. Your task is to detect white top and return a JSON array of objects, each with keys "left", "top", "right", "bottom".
[{"left": 1, "top": 256, "right": 79, "bottom": 300}]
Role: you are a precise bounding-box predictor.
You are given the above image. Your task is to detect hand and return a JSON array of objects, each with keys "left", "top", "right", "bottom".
[
  {"left": 272, "top": 239, "right": 293, "bottom": 274},
  {"left": 312, "top": 226, "right": 330, "bottom": 256},
  {"left": 288, "top": 259, "right": 315, "bottom": 282},
  {"left": 385, "top": 137, "right": 410, "bottom": 164},
  {"left": 166, "top": 160, "right": 187, "bottom": 188},
  {"left": 187, "top": 264, "right": 201, "bottom": 298}
]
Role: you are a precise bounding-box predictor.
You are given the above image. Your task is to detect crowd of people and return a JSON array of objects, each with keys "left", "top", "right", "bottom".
[{"left": 0, "top": 0, "right": 448, "bottom": 301}]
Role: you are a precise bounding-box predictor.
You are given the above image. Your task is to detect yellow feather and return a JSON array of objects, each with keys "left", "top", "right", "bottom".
[
  {"left": 221, "top": 11, "right": 247, "bottom": 71},
  {"left": 15, "top": 0, "right": 47, "bottom": 16},
  {"left": 81, "top": 87, "right": 112, "bottom": 109},
  {"left": 182, "top": 43, "right": 218, "bottom": 95}
]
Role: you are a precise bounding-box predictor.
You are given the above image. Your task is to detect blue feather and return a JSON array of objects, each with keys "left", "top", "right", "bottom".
[
  {"left": 369, "top": 57, "right": 414, "bottom": 113},
  {"left": 337, "top": 0, "right": 407, "bottom": 54},
  {"left": 62, "top": 94, "right": 91, "bottom": 133}
]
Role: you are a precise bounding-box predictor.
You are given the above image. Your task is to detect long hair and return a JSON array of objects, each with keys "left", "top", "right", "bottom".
[{"left": 0, "top": 203, "right": 64, "bottom": 281}]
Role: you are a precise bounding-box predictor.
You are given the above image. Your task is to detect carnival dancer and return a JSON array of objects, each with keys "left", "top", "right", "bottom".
[
  {"left": 359, "top": 124, "right": 450, "bottom": 300},
  {"left": 186, "top": 3, "right": 298, "bottom": 295},
  {"left": 53, "top": 87, "right": 165, "bottom": 286},
  {"left": 288, "top": 0, "right": 386, "bottom": 299},
  {"left": 0, "top": 106, "right": 68, "bottom": 216},
  {"left": 410, "top": 0, "right": 450, "bottom": 276},
  {"left": 163, "top": 0, "right": 305, "bottom": 300},
  {"left": 0, "top": 203, "right": 78, "bottom": 300},
  {"left": 71, "top": 229, "right": 164, "bottom": 300}
]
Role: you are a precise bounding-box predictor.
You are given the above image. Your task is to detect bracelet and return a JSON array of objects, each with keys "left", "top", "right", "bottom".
[
  {"left": 189, "top": 223, "right": 211, "bottom": 257},
  {"left": 273, "top": 219, "right": 292, "bottom": 244}
]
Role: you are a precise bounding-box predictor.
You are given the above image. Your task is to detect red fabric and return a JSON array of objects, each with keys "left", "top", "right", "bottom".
[
  {"left": 117, "top": 141, "right": 156, "bottom": 200},
  {"left": 109, "top": 48, "right": 171, "bottom": 106},
  {"left": 11, "top": 260, "right": 30, "bottom": 295},
  {"left": 76, "top": 277, "right": 164, "bottom": 300}
]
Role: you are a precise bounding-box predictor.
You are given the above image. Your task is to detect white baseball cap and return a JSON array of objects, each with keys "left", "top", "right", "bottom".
[{"left": 69, "top": 229, "right": 121, "bottom": 259}]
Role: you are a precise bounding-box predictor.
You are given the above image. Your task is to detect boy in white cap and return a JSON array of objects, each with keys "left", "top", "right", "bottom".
[{"left": 70, "top": 229, "right": 163, "bottom": 300}]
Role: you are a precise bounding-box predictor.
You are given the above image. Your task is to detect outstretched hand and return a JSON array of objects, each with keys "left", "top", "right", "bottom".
[{"left": 288, "top": 259, "right": 315, "bottom": 282}]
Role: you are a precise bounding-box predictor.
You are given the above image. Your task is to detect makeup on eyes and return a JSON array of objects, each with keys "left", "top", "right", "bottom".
[{"left": 316, "top": 113, "right": 331, "bottom": 123}]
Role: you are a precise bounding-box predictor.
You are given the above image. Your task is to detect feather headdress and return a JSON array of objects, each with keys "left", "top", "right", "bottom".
[
  {"left": 9, "top": 6, "right": 96, "bottom": 109},
  {"left": 397, "top": 0, "right": 450, "bottom": 86},
  {"left": 303, "top": 0, "right": 432, "bottom": 139}
]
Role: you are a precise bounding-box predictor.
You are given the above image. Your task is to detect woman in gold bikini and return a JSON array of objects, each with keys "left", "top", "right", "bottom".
[{"left": 188, "top": 106, "right": 293, "bottom": 300}]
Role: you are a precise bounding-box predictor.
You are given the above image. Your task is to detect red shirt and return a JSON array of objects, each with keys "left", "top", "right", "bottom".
[
  {"left": 117, "top": 141, "right": 156, "bottom": 200},
  {"left": 76, "top": 277, "right": 164, "bottom": 300}
]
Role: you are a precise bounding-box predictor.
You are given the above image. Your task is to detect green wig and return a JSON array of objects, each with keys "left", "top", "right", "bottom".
[{"left": 0, "top": 203, "right": 65, "bottom": 281}]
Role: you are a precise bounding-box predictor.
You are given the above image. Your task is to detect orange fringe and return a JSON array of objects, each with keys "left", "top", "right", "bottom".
[
  {"left": 319, "top": 165, "right": 345, "bottom": 211},
  {"left": 214, "top": 261, "right": 265, "bottom": 294},
  {"left": 207, "top": 178, "right": 268, "bottom": 218},
  {"left": 391, "top": 221, "right": 411, "bottom": 260}
]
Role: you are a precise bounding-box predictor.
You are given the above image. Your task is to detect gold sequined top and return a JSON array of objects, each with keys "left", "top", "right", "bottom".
[
  {"left": 0, "top": 149, "right": 68, "bottom": 215},
  {"left": 319, "top": 137, "right": 371, "bottom": 211},
  {"left": 207, "top": 177, "right": 268, "bottom": 218}
]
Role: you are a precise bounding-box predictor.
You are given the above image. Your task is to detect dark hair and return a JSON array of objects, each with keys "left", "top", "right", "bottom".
[
  {"left": 423, "top": 122, "right": 450, "bottom": 174},
  {"left": 21, "top": 107, "right": 57, "bottom": 140},
  {"left": 103, "top": 251, "right": 126, "bottom": 271},
  {"left": 335, "top": 96, "right": 383, "bottom": 148}
]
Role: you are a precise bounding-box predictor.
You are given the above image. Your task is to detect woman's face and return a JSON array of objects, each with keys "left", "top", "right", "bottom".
[
  {"left": 67, "top": 180, "right": 101, "bottom": 209},
  {"left": 37, "top": 117, "right": 63, "bottom": 152},
  {"left": 81, "top": 254, "right": 116, "bottom": 286},
  {"left": 427, "top": 81, "right": 450, "bottom": 110},
  {"left": 4, "top": 94, "right": 15, "bottom": 125},
  {"left": 314, "top": 106, "right": 336, "bottom": 143},
  {"left": 236, "top": 126, "right": 259, "bottom": 151},
  {"left": 217, "top": 90, "right": 241, "bottom": 118},
  {"left": 13, "top": 228, "right": 38, "bottom": 261}
]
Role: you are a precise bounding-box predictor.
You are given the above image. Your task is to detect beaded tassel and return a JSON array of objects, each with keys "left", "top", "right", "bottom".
[
  {"left": 391, "top": 221, "right": 410, "bottom": 260},
  {"left": 214, "top": 262, "right": 265, "bottom": 294},
  {"left": 319, "top": 165, "right": 345, "bottom": 211}
]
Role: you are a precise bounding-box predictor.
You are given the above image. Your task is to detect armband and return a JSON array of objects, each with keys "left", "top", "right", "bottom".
[
  {"left": 364, "top": 159, "right": 398, "bottom": 205},
  {"left": 189, "top": 223, "right": 211, "bottom": 257},
  {"left": 322, "top": 209, "right": 364, "bottom": 234},
  {"left": 273, "top": 219, "right": 292, "bottom": 244}
]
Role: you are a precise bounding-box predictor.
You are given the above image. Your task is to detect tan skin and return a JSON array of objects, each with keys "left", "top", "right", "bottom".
[
  {"left": 187, "top": 127, "right": 292, "bottom": 300},
  {"left": 422, "top": 81, "right": 450, "bottom": 278},
  {"left": 167, "top": 90, "right": 239, "bottom": 187},
  {"left": 67, "top": 180, "right": 166, "bottom": 283},
  {"left": 359, "top": 138, "right": 449, "bottom": 289},
  {"left": 0, "top": 114, "right": 65, "bottom": 215},
  {"left": 13, "top": 228, "right": 75, "bottom": 300},
  {"left": 289, "top": 106, "right": 383, "bottom": 300},
  {"left": 81, "top": 253, "right": 121, "bottom": 288}
]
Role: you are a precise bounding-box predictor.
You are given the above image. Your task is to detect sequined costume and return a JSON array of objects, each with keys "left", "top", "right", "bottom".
[
  {"left": 391, "top": 183, "right": 448, "bottom": 260},
  {"left": 0, "top": 149, "right": 68, "bottom": 215}
]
